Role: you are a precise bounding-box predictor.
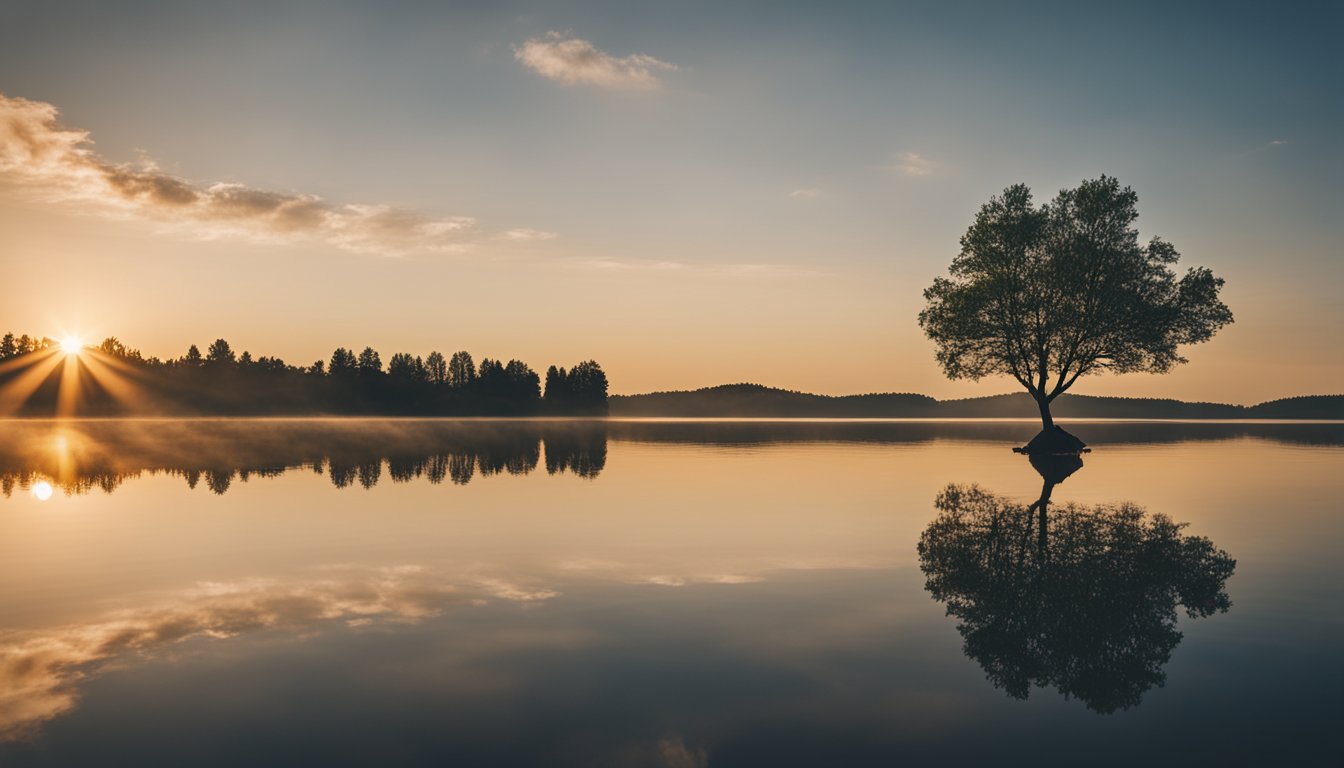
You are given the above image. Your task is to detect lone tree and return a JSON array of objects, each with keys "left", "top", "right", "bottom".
[{"left": 919, "top": 176, "right": 1232, "bottom": 433}]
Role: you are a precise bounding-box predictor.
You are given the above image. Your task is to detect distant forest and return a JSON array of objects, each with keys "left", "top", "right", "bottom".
[
  {"left": 0, "top": 332, "right": 607, "bottom": 416},
  {"left": 610, "top": 384, "right": 1344, "bottom": 420},
  {"left": 3, "top": 332, "right": 1339, "bottom": 420}
]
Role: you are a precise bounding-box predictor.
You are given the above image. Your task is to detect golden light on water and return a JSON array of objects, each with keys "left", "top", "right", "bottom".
[{"left": 31, "top": 481, "right": 54, "bottom": 501}]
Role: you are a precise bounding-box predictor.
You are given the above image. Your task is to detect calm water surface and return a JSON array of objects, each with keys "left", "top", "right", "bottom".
[{"left": 0, "top": 419, "right": 1340, "bottom": 766}]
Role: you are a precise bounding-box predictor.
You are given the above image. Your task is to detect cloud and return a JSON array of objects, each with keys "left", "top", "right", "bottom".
[
  {"left": 499, "top": 227, "right": 559, "bottom": 242},
  {"left": 0, "top": 92, "right": 490, "bottom": 256},
  {"left": 889, "top": 151, "right": 937, "bottom": 177},
  {"left": 1269, "top": 139, "right": 1288, "bottom": 146},
  {"left": 789, "top": 188, "right": 820, "bottom": 199},
  {"left": 514, "top": 32, "right": 676, "bottom": 90},
  {"left": 638, "top": 573, "right": 764, "bottom": 587},
  {"left": 657, "top": 737, "right": 710, "bottom": 768}
]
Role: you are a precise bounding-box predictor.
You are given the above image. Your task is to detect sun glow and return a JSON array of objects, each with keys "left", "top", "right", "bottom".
[
  {"left": 32, "top": 481, "right": 54, "bottom": 501},
  {"left": 1, "top": 332, "right": 145, "bottom": 418}
]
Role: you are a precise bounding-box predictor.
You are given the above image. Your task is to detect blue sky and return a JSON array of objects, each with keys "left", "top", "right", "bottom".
[{"left": 0, "top": 0, "right": 1339, "bottom": 400}]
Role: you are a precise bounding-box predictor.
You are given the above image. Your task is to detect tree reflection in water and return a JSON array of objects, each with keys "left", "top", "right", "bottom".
[
  {"left": 0, "top": 421, "right": 608, "bottom": 496},
  {"left": 917, "top": 457, "right": 1236, "bottom": 713}
]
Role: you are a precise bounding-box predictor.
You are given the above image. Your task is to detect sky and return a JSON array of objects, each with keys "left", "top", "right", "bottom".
[{"left": 0, "top": 0, "right": 1339, "bottom": 402}]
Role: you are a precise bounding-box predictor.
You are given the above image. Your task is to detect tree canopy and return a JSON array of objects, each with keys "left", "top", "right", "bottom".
[{"left": 918, "top": 176, "right": 1232, "bottom": 427}]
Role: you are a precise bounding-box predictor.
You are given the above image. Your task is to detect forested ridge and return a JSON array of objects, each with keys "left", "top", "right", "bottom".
[{"left": 610, "top": 383, "right": 1344, "bottom": 420}]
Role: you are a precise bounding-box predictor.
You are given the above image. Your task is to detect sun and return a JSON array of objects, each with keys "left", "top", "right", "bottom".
[
  {"left": 32, "top": 481, "right": 54, "bottom": 501},
  {"left": 60, "top": 336, "right": 84, "bottom": 355}
]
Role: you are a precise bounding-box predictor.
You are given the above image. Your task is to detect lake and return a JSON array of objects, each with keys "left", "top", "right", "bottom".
[{"left": 0, "top": 419, "right": 1339, "bottom": 766}]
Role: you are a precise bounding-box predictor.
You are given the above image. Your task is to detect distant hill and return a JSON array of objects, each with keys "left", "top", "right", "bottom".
[
  {"left": 608, "top": 384, "right": 938, "bottom": 418},
  {"left": 610, "top": 384, "right": 1344, "bottom": 420}
]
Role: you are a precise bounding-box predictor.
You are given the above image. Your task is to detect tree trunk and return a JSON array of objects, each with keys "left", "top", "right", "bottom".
[{"left": 1035, "top": 394, "right": 1054, "bottom": 430}]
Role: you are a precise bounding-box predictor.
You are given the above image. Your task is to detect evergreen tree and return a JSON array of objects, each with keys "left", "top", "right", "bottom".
[
  {"left": 388, "top": 352, "right": 419, "bottom": 382},
  {"left": 448, "top": 351, "right": 476, "bottom": 389},
  {"left": 425, "top": 351, "right": 447, "bottom": 385},
  {"left": 357, "top": 347, "right": 382, "bottom": 375},
  {"left": 329, "top": 348, "right": 357, "bottom": 377},
  {"left": 206, "top": 339, "right": 236, "bottom": 366}
]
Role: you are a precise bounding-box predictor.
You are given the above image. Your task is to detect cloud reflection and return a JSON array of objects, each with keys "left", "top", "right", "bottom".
[{"left": 0, "top": 566, "right": 556, "bottom": 741}]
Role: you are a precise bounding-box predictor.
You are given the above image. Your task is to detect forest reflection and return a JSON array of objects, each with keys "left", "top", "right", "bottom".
[
  {"left": 2, "top": 418, "right": 1341, "bottom": 498},
  {"left": 917, "top": 457, "right": 1236, "bottom": 714},
  {"left": 0, "top": 421, "right": 608, "bottom": 497}
]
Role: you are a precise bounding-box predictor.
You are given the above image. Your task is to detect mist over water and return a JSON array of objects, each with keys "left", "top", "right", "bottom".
[{"left": 1, "top": 419, "right": 1339, "bottom": 766}]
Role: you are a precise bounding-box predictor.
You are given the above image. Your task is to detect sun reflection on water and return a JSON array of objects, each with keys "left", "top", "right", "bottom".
[{"left": 31, "top": 481, "right": 53, "bottom": 501}]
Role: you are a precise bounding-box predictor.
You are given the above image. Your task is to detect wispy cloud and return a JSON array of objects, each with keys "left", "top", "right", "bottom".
[
  {"left": 514, "top": 32, "right": 677, "bottom": 90},
  {"left": 788, "top": 188, "right": 820, "bottom": 199},
  {"left": 1269, "top": 139, "right": 1288, "bottom": 146},
  {"left": 888, "top": 151, "right": 937, "bottom": 177},
  {"left": 0, "top": 92, "right": 501, "bottom": 256},
  {"left": 499, "top": 227, "right": 559, "bottom": 242}
]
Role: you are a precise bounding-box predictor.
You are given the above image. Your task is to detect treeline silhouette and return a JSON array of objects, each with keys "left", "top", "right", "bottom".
[
  {"left": 610, "top": 383, "right": 1344, "bottom": 420},
  {"left": 0, "top": 420, "right": 607, "bottom": 496},
  {"left": 0, "top": 332, "right": 607, "bottom": 416}
]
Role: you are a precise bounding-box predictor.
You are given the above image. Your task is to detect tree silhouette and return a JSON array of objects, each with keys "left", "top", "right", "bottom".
[
  {"left": 205, "top": 339, "right": 236, "bottom": 367},
  {"left": 387, "top": 352, "right": 420, "bottom": 382},
  {"left": 544, "top": 365, "right": 567, "bottom": 403},
  {"left": 357, "top": 346, "right": 382, "bottom": 375},
  {"left": 917, "top": 480, "right": 1236, "bottom": 713},
  {"left": 544, "top": 360, "right": 610, "bottom": 414},
  {"left": 425, "top": 351, "right": 447, "bottom": 385},
  {"left": 918, "top": 176, "right": 1233, "bottom": 431},
  {"left": 504, "top": 359, "right": 541, "bottom": 403},
  {"left": 329, "top": 347, "right": 357, "bottom": 377},
  {"left": 447, "top": 351, "right": 476, "bottom": 389}
]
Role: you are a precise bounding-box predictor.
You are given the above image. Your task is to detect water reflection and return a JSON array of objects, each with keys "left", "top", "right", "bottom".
[
  {"left": 918, "top": 457, "right": 1236, "bottom": 713},
  {"left": 0, "top": 566, "right": 558, "bottom": 741},
  {"left": 0, "top": 421, "right": 608, "bottom": 496},
  {"left": 0, "top": 423, "right": 1337, "bottom": 764},
  {"left": 1, "top": 419, "right": 1340, "bottom": 498}
]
